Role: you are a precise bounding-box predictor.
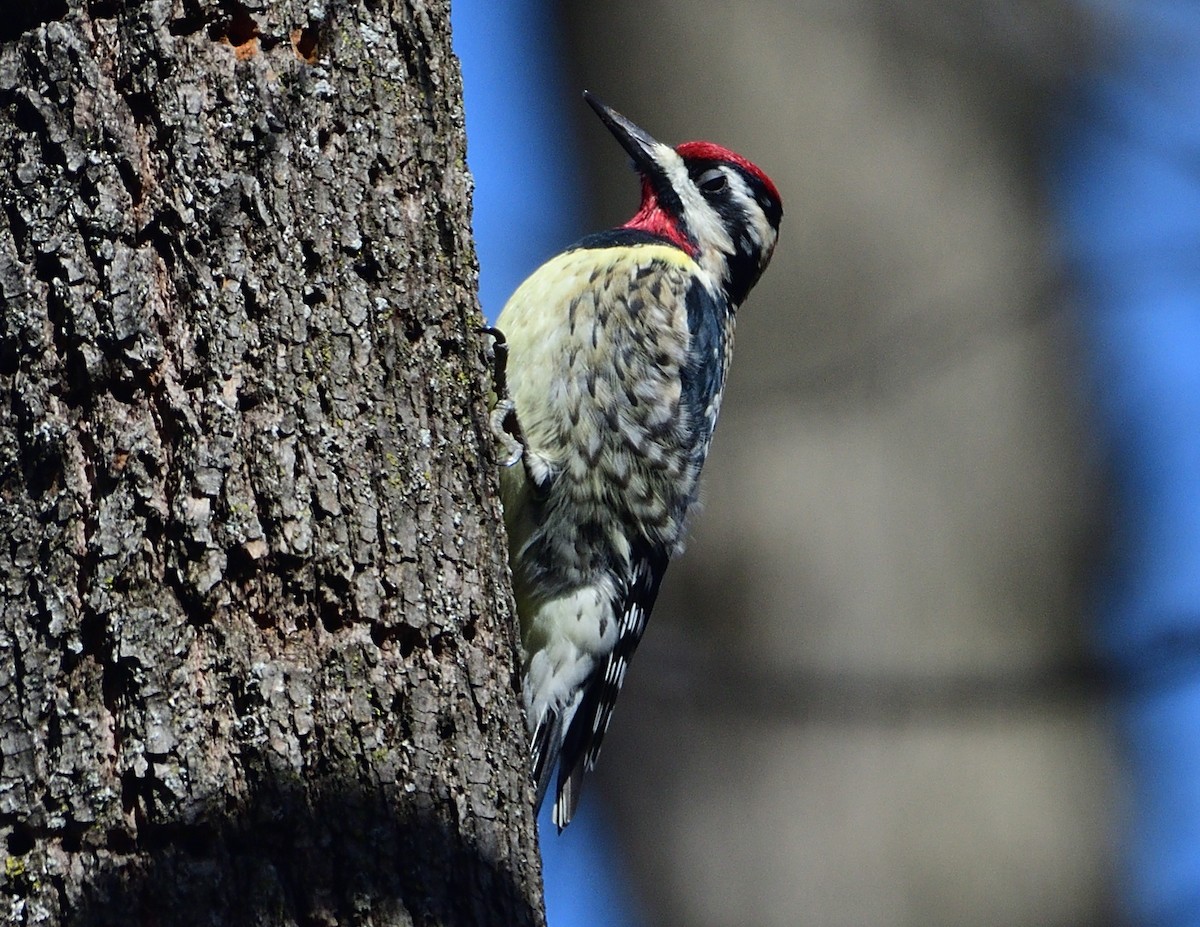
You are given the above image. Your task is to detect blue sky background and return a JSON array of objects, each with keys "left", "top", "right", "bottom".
[
  {"left": 453, "top": 1, "right": 1200, "bottom": 923},
  {"left": 452, "top": 3, "right": 644, "bottom": 925}
]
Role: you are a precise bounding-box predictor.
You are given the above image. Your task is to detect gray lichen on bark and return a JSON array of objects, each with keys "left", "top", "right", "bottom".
[{"left": 0, "top": 1, "right": 543, "bottom": 924}]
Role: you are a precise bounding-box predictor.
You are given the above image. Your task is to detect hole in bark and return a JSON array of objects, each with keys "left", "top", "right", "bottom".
[
  {"left": 116, "top": 158, "right": 144, "bottom": 207},
  {"left": 126, "top": 90, "right": 156, "bottom": 127},
  {"left": 226, "top": 542, "right": 259, "bottom": 583},
  {"left": 225, "top": 7, "right": 257, "bottom": 45},
  {"left": 168, "top": 8, "right": 206, "bottom": 36},
  {"left": 61, "top": 819, "right": 88, "bottom": 852},
  {"left": 43, "top": 282, "right": 70, "bottom": 350},
  {"left": 45, "top": 710, "right": 62, "bottom": 753},
  {"left": 87, "top": 0, "right": 119, "bottom": 18},
  {"left": 79, "top": 612, "right": 107, "bottom": 658},
  {"left": 370, "top": 622, "right": 424, "bottom": 656},
  {"left": 429, "top": 632, "right": 453, "bottom": 658},
  {"left": 64, "top": 352, "right": 90, "bottom": 403},
  {"left": 437, "top": 712, "right": 456, "bottom": 739},
  {"left": 0, "top": 0, "right": 67, "bottom": 43},
  {"left": 7, "top": 822, "right": 35, "bottom": 855},
  {"left": 210, "top": 3, "right": 259, "bottom": 59},
  {"left": 241, "top": 279, "right": 264, "bottom": 320},
  {"left": 11, "top": 95, "right": 44, "bottom": 135},
  {"left": 291, "top": 25, "right": 319, "bottom": 64},
  {"left": 34, "top": 251, "right": 65, "bottom": 284},
  {"left": 301, "top": 240, "right": 321, "bottom": 273},
  {"left": 102, "top": 657, "right": 140, "bottom": 712},
  {"left": 353, "top": 248, "right": 382, "bottom": 283},
  {"left": 461, "top": 616, "right": 477, "bottom": 642},
  {"left": 181, "top": 590, "right": 217, "bottom": 628},
  {"left": 398, "top": 625, "right": 424, "bottom": 657},
  {"left": 4, "top": 203, "right": 29, "bottom": 256},
  {"left": 109, "top": 375, "right": 141, "bottom": 405},
  {"left": 319, "top": 600, "right": 345, "bottom": 633},
  {"left": 37, "top": 537, "right": 53, "bottom": 574},
  {"left": 0, "top": 337, "right": 18, "bottom": 377},
  {"left": 119, "top": 772, "right": 139, "bottom": 814}
]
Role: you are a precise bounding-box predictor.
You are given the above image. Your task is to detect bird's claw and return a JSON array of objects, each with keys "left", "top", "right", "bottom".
[
  {"left": 491, "top": 398, "right": 525, "bottom": 468},
  {"left": 478, "top": 326, "right": 511, "bottom": 397},
  {"left": 480, "top": 326, "right": 526, "bottom": 468}
]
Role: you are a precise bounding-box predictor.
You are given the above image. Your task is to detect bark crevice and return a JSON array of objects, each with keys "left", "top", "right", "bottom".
[{"left": 0, "top": 2, "right": 542, "bottom": 924}]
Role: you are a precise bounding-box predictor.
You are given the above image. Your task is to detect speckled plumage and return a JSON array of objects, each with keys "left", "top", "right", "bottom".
[
  {"left": 498, "top": 237, "right": 729, "bottom": 827},
  {"left": 494, "top": 95, "right": 781, "bottom": 829}
]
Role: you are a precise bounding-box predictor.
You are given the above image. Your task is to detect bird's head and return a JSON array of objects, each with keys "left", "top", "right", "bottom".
[{"left": 585, "top": 91, "right": 782, "bottom": 308}]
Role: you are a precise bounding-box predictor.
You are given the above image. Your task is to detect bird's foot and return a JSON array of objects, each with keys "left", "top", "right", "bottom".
[{"left": 479, "top": 326, "right": 526, "bottom": 468}]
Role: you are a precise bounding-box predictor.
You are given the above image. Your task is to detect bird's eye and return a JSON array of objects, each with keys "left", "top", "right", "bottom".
[{"left": 697, "top": 169, "right": 727, "bottom": 193}]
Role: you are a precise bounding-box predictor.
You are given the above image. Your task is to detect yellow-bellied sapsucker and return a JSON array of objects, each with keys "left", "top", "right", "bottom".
[{"left": 489, "top": 92, "right": 782, "bottom": 829}]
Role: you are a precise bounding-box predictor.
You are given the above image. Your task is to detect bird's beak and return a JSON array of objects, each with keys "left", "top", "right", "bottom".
[{"left": 583, "top": 91, "right": 665, "bottom": 177}]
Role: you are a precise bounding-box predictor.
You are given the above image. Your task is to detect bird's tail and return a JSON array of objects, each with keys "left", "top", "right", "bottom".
[
  {"left": 530, "top": 690, "right": 594, "bottom": 830},
  {"left": 529, "top": 707, "right": 562, "bottom": 816}
]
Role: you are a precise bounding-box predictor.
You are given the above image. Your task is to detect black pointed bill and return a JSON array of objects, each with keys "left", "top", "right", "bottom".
[{"left": 583, "top": 91, "right": 664, "bottom": 177}]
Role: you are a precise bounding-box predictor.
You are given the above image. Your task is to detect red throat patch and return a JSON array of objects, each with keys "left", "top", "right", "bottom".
[{"left": 623, "top": 178, "right": 698, "bottom": 256}]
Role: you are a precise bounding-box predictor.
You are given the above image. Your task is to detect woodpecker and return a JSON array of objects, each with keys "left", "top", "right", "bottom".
[{"left": 490, "top": 92, "right": 781, "bottom": 829}]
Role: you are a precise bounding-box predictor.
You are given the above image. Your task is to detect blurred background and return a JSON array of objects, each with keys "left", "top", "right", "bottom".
[{"left": 453, "top": 1, "right": 1200, "bottom": 925}]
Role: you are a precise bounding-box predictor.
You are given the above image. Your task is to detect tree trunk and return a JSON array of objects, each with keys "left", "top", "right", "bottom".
[{"left": 0, "top": 2, "right": 544, "bottom": 925}]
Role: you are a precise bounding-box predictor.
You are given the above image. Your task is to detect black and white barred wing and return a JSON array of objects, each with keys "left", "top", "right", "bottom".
[{"left": 552, "top": 544, "right": 669, "bottom": 829}]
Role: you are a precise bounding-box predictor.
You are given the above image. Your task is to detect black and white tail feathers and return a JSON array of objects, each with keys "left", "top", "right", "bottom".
[{"left": 531, "top": 544, "right": 669, "bottom": 830}]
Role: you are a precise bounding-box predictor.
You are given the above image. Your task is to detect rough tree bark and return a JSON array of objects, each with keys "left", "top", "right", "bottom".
[{"left": 0, "top": 2, "right": 544, "bottom": 925}]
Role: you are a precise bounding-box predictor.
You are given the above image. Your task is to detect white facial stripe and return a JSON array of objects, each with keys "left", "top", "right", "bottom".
[
  {"left": 649, "top": 148, "right": 778, "bottom": 285},
  {"left": 726, "top": 172, "right": 760, "bottom": 244},
  {"left": 726, "top": 169, "right": 778, "bottom": 264},
  {"left": 653, "top": 145, "right": 732, "bottom": 276}
]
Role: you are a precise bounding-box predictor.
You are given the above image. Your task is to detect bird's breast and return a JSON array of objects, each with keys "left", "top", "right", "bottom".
[{"left": 496, "top": 244, "right": 715, "bottom": 594}]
